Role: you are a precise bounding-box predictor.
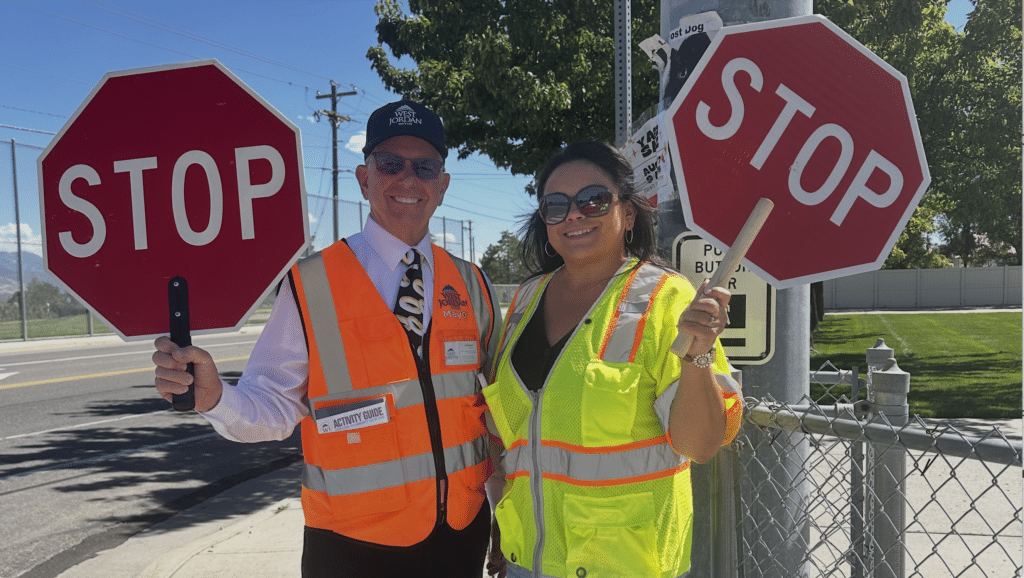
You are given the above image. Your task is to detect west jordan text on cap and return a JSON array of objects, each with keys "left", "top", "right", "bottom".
[{"left": 362, "top": 99, "right": 447, "bottom": 160}]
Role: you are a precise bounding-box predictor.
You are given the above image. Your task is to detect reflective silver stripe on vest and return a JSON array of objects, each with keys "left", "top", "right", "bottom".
[
  {"left": 295, "top": 253, "right": 355, "bottom": 398},
  {"left": 501, "top": 439, "right": 687, "bottom": 483},
  {"left": 601, "top": 265, "right": 666, "bottom": 364},
  {"left": 303, "top": 434, "right": 489, "bottom": 496},
  {"left": 653, "top": 380, "right": 680, "bottom": 434},
  {"left": 309, "top": 369, "right": 480, "bottom": 416},
  {"left": 495, "top": 275, "right": 544, "bottom": 368},
  {"left": 298, "top": 248, "right": 489, "bottom": 413},
  {"left": 450, "top": 257, "right": 493, "bottom": 348}
]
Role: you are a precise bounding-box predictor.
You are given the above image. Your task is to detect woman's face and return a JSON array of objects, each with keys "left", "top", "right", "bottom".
[{"left": 541, "top": 160, "right": 635, "bottom": 268}]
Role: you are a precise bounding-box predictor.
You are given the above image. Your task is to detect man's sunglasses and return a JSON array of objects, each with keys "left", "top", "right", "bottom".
[
  {"left": 369, "top": 152, "right": 444, "bottom": 180},
  {"left": 538, "top": 185, "right": 616, "bottom": 225}
]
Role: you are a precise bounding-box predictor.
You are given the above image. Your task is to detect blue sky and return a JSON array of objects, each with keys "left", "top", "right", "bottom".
[{"left": 0, "top": 0, "right": 974, "bottom": 262}]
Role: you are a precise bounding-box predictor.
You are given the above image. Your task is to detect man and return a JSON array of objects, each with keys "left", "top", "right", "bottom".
[{"left": 153, "top": 100, "right": 501, "bottom": 577}]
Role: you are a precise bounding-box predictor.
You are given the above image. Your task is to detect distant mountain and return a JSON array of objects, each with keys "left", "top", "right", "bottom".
[{"left": 0, "top": 252, "right": 60, "bottom": 300}]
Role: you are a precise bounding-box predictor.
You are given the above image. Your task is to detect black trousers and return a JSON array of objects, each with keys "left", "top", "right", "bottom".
[{"left": 301, "top": 499, "right": 491, "bottom": 578}]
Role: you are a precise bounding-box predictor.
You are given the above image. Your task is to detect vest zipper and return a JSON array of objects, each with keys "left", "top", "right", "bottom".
[
  {"left": 417, "top": 334, "right": 449, "bottom": 526},
  {"left": 529, "top": 389, "right": 545, "bottom": 578}
]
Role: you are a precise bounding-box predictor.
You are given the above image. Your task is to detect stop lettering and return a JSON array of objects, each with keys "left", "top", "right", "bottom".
[
  {"left": 665, "top": 15, "right": 930, "bottom": 288},
  {"left": 39, "top": 60, "right": 309, "bottom": 339}
]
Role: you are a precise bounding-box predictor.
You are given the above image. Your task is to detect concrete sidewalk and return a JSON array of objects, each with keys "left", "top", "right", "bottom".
[
  {"left": 54, "top": 459, "right": 304, "bottom": 578},
  {"left": 47, "top": 418, "right": 1020, "bottom": 578}
]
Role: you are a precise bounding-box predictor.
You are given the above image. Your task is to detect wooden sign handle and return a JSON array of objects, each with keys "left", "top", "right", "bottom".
[{"left": 671, "top": 198, "right": 775, "bottom": 358}]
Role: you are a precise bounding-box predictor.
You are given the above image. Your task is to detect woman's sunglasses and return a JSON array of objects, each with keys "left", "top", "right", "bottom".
[
  {"left": 369, "top": 152, "right": 444, "bottom": 180},
  {"left": 538, "top": 185, "right": 616, "bottom": 225}
]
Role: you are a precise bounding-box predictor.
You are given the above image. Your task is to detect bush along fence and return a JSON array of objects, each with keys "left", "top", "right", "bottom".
[{"left": 689, "top": 339, "right": 1022, "bottom": 578}]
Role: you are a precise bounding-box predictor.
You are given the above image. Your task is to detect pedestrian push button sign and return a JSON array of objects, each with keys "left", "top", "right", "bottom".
[{"left": 674, "top": 234, "right": 775, "bottom": 365}]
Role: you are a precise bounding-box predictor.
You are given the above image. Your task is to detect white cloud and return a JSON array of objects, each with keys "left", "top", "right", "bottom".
[
  {"left": 346, "top": 131, "right": 366, "bottom": 154},
  {"left": 308, "top": 212, "right": 317, "bottom": 225},
  {"left": 431, "top": 232, "right": 459, "bottom": 245},
  {"left": 0, "top": 223, "right": 43, "bottom": 256},
  {"left": 297, "top": 114, "right": 318, "bottom": 125}
]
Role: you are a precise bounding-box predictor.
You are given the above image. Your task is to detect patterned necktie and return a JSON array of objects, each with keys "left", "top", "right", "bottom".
[{"left": 393, "top": 248, "right": 426, "bottom": 358}]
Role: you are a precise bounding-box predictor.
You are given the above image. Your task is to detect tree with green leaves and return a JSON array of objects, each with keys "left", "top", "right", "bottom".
[
  {"left": 818, "top": 0, "right": 1021, "bottom": 267},
  {"left": 479, "top": 230, "right": 532, "bottom": 284},
  {"left": 5, "top": 279, "right": 86, "bottom": 319},
  {"left": 368, "top": 0, "right": 660, "bottom": 183},
  {"left": 369, "top": 0, "right": 1021, "bottom": 268},
  {"left": 934, "top": 0, "right": 1022, "bottom": 266}
]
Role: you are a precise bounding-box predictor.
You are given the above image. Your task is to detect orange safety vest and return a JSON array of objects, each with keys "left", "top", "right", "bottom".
[{"left": 288, "top": 241, "right": 496, "bottom": 547}]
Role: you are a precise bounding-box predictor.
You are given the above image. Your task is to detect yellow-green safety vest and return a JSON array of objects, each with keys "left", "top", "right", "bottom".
[{"left": 483, "top": 259, "right": 742, "bottom": 578}]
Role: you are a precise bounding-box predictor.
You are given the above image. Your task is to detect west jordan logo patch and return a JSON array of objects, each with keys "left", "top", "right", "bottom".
[
  {"left": 390, "top": 104, "right": 423, "bottom": 126},
  {"left": 438, "top": 285, "right": 468, "bottom": 309}
]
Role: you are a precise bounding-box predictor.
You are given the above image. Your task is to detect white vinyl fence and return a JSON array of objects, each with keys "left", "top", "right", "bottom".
[{"left": 823, "top": 267, "right": 1021, "bottom": 310}]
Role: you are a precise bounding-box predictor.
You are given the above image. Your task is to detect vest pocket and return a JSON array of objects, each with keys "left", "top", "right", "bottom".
[
  {"left": 562, "top": 492, "right": 659, "bottom": 578},
  {"left": 495, "top": 491, "right": 528, "bottom": 571},
  {"left": 312, "top": 416, "right": 411, "bottom": 518},
  {"left": 580, "top": 360, "right": 641, "bottom": 446},
  {"left": 347, "top": 313, "right": 412, "bottom": 388}
]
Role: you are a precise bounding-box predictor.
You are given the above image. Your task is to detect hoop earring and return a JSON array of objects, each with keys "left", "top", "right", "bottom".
[
  {"left": 544, "top": 241, "right": 557, "bottom": 258},
  {"left": 625, "top": 228, "right": 634, "bottom": 245}
]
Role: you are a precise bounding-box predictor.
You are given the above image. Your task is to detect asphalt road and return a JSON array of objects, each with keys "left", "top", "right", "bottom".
[{"left": 0, "top": 329, "right": 301, "bottom": 578}]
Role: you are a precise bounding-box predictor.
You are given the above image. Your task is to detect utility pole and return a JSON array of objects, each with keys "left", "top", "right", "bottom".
[
  {"left": 613, "top": 0, "right": 631, "bottom": 147},
  {"left": 315, "top": 81, "right": 357, "bottom": 242},
  {"left": 655, "top": 2, "right": 812, "bottom": 577}
]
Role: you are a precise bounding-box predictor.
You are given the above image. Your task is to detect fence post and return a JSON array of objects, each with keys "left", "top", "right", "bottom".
[
  {"left": 865, "top": 339, "right": 894, "bottom": 374},
  {"left": 848, "top": 365, "right": 866, "bottom": 578},
  {"left": 868, "top": 355, "right": 909, "bottom": 578},
  {"left": 10, "top": 140, "right": 29, "bottom": 340},
  {"left": 689, "top": 368, "right": 742, "bottom": 578}
]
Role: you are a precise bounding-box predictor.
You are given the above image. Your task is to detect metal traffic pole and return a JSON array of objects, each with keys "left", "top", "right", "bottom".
[{"left": 656, "top": 2, "right": 813, "bottom": 577}]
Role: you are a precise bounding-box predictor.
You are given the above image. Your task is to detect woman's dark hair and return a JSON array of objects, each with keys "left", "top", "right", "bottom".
[{"left": 518, "top": 141, "right": 663, "bottom": 276}]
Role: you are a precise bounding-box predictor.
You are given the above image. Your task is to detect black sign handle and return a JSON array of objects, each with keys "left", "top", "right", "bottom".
[{"left": 169, "top": 276, "right": 195, "bottom": 411}]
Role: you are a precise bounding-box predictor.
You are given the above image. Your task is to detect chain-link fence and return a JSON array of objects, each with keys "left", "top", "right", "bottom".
[
  {"left": 0, "top": 139, "right": 473, "bottom": 341},
  {"left": 690, "top": 340, "right": 1022, "bottom": 578}
]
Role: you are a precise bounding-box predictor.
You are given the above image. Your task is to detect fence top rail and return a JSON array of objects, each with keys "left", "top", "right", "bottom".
[{"left": 744, "top": 399, "right": 1023, "bottom": 466}]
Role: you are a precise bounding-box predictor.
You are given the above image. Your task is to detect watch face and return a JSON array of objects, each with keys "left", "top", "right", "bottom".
[{"left": 694, "top": 351, "right": 715, "bottom": 368}]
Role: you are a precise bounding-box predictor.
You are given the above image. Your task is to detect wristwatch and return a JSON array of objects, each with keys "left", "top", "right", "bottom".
[{"left": 683, "top": 347, "right": 715, "bottom": 369}]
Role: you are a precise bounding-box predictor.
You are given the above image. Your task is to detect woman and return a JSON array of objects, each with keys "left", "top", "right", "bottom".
[{"left": 483, "top": 141, "right": 743, "bottom": 578}]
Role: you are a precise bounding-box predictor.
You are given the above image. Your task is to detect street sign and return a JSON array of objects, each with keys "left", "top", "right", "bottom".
[
  {"left": 674, "top": 233, "right": 775, "bottom": 364},
  {"left": 664, "top": 15, "right": 930, "bottom": 289},
  {"left": 38, "top": 60, "right": 309, "bottom": 340}
]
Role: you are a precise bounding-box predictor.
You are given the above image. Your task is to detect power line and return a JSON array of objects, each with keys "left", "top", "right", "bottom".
[
  {"left": 5, "top": 0, "right": 319, "bottom": 91},
  {"left": 75, "top": 0, "right": 333, "bottom": 81},
  {"left": 6, "top": 0, "right": 200, "bottom": 59},
  {"left": 0, "top": 105, "right": 68, "bottom": 119},
  {"left": 0, "top": 139, "right": 45, "bottom": 149},
  {"left": 0, "top": 124, "right": 56, "bottom": 135},
  {"left": 0, "top": 63, "right": 92, "bottom": 87}
]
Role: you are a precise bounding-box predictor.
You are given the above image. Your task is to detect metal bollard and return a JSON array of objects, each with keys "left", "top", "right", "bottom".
[{"left": 868, "top": 357, "right": 910, "bottom": 578}]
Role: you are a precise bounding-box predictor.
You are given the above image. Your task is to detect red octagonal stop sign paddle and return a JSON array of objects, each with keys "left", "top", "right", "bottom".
[
  {"left": 39, "top": 60, "right": 309, "bottom": 406},
  {"left": 665, "top": 15, "right": 930, "bottom": 289}
]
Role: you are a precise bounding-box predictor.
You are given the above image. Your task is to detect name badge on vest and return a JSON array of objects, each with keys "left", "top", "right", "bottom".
[
  {"left": 444, "top": 340, "right": 478, "bottom": 366},
  {"left": 314, "top": 397, "right": 390, "bottom": 434}
]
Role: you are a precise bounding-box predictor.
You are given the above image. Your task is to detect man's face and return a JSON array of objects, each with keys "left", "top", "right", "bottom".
[{"left": 356, "top": 135, "right": 450, "bottom": 246}]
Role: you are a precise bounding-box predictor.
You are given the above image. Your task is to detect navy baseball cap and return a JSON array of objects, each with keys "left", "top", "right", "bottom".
[{"left": 362, "top": 99, "right": 447, "bottom": 160}]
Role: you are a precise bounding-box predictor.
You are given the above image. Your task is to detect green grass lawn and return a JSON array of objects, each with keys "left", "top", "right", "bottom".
[{"left": 810, "top": 312, "right": 1022, "bottom": 419}]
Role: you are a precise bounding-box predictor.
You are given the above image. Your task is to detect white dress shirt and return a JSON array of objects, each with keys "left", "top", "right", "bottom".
[{"left": 202, "top": 218, "right": 436, "bottom": 442}]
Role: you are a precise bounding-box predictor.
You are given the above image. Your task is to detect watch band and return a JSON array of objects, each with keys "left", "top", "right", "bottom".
[{"left": 682, "top": 347, "right": 715, "bottom": 368}]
